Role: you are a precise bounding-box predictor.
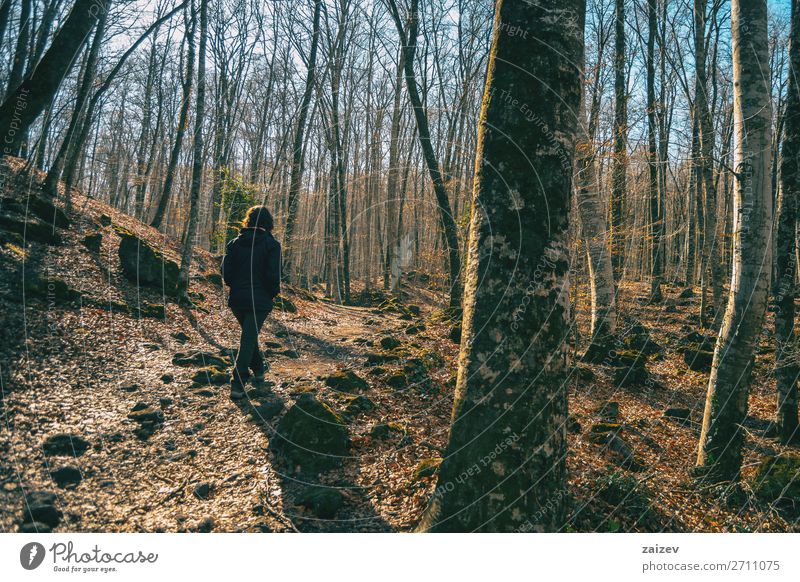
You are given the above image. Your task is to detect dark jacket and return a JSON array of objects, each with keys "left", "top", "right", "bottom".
[{"left": 221, "top": 228, "right": 281, "bottom": 312}]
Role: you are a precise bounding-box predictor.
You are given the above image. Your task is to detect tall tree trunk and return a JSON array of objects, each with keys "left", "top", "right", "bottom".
[
  {"left": 6, "top": 0, "right": 32, "bottom": 102},
  {"left": 0, "top": 0, "right": 110, "bottom": 155},
  {"left": 58, "top": 3, "right": 186, "bottom": 199},
  {"left": 178, "top": 0, "right": 207, "bottom": 297},
  {"left": 418, "top": 0, "right": 583, "bottom": 532},
  {"left": 647, "top": 0, "right": 662, "bottom": 301},
  {"left": 696, "top": 0, "right": 773, "bottom": 482},
  {"left": 384, "top": 56, "right": 404, "bottom": 291},
  {"left": 42, "top": 6, "right": 108, "bottom": 196},
  {"left": 151, "top": 5, "right": 196, "bottom": 230},
  {"left": 775, "top": 0, "right": 800, "bottom": 444},
  {"left": 610, "top": 0, "right": 627, "bottom": 280},
  {"left": 283, "top": 0, "right": 322, "bottom": 282},
  {"left": 695, "top": 0, "right": 723, "bottom": 328},
  {"left": 387, "top": 0, "right": 462, "bottom": 311}
]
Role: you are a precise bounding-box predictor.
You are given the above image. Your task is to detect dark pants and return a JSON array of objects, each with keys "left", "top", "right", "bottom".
[{"left": 231, "top": 308, "right": 269, "bottom": 384}]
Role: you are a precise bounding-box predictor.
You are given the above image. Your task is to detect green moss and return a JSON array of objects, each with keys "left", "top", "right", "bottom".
[
  {"left": 414, "top": 458, "right": 443, "bottom": 480},
  {"left": 191, "top": 366, "right": 229, "bottom": 386},
  {"left": 754, "top": 455, "right": 800, "bottom": 509},
  {"left": 324, "top": 369, "right": 368, "bottom": 392},
  {"left": 270, "top": 393, "right": 350, "bottom": 475}
]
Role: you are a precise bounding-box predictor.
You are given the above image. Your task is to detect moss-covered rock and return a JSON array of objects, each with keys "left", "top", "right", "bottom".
[
  {"left": 273, "top": 296, "right": 297, "bottom": 313},
  {"left": 365, "top": 351, "right": 401, "bottom": 365},
  {"left": 324, "top": 369, "right": 368, "bottom": 392},
  {"left": 379, "top": 336, "right": 402, "bottom": 350},
  {"left": 172, "top": 351, "right": 231, "bottom": 369},
  {"left": 116, "top": 228, "right": 180, "bottom": 295},
  {"left": 753, "top": 455, "right": 800, "bottom": 510},
  {"left": 191, "top": 366, "right": 230, "bottom": 386},
  {"left": 385, "top": 371, "right": 408, "bottom": 390},
  {"left": 296, "top": 485, "right": 343, "bottom": 519},
  {"left": 249, "top": 399, "right": 284, "bottom": 422},
  {"left": 0, "top": 213, "right": 62, "bottom": 245},
  {"left": 23, "top": 273, "right": 81, "bottom": 304},
  {"left": 270, "top": 393, "right": 350, "bottom": 474},
  {"left": 369, "top": 422, "right": 404, "bottom": 440},
  {"left": 343, "top": 394, "right": 374, "bottom": 416},
  {"left": 413, "top": 458, "right": 443, "bottom": 480}
]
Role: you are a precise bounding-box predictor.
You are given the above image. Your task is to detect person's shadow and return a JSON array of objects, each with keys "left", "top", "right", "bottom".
[{"left": 230, "top": 384, "right": 393, "bottom": 532}]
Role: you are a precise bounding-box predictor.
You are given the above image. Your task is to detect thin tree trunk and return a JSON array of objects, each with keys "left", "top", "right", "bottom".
[
  {"left": 610, "top": 0, "right": 627, "bottom": 280},
  {"left": 775, "top": 0, "right": 800, "bottom": 444},
  {"left": 178, "top": 0, "right": 207, "bottom": 297},
  {"left": 283, "top": 0, "right": 322, "bottom": 282},
  {"left": 577, "top": 87, "right": 617, "bottom": 360},
  {"left": 387, "top": 0, "right": 462, "bottom": 311},
  {"left": 696, "top": 0, "right": 773, "bottom": 482},
  {"left": 151, "top": 5, "right": 195, "bottom": 230}
]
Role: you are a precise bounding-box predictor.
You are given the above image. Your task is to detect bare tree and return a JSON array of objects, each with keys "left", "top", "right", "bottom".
[{"left": 696, "top": 0, "right": 773, "bottom": 483}]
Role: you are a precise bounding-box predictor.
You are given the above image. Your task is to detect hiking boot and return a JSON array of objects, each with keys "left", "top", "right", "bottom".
[
  {"left": 230, "top": 380, "right": 246, "bottom": 400},
  {"left": 251, "top": 370, "right": 266, "bottom": 384}
]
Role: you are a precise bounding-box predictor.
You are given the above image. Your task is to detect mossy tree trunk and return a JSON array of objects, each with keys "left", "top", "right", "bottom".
[
  {"left": 418, "top": 0, "right": 583, "bottom": 532},
  {"left": 775, "top": 0, "right": 800, "bottom": 444},
  {"left": 696, "top": 0, "right": 772, "bottom": 482}
]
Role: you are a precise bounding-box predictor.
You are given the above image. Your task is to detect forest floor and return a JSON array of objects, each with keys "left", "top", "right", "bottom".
[{"left": 0, "top": 156, "right": 798, "bottom": 533}]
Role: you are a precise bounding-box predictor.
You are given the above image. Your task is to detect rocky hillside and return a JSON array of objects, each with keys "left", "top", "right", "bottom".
[{"left": 0, "top": 157, "right": 798, "bottom": 533}]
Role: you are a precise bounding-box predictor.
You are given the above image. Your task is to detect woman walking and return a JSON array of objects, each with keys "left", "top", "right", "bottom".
[{"left": 221, "top": 206, "right": 281, "bottom": 399}]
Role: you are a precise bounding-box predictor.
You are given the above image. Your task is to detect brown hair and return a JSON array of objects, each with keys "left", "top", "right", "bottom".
[{"left": 241, "top": 205, "right": 274, "bottom": 232}]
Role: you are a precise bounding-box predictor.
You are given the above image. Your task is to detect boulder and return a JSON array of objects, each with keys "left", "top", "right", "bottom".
[
  {"left": 753, "top": 455, "right": 800, "bottom": 510},
  {"left": 296, "top": 485, "right": 344, "bottom": 519},
  {"left": 343, "top": 395, "right": 375, "bottom": 416},
  {"left": 172, "top": 351, "right": 231, "bottom": 369},
  {"left": 385, "top": 371, "right": 408, "bottom": 390},
  {"left": 193, "top": 482, "right": 213, "bottom": 500},
  {"left": 380, "top": 337, "right": 402, "bottom": 350},
  {"left": 0, "top": 214, "right": 62, "bottom": 244},
  {"left": 250, "top": 399, "right": 284, "bottom": 422},
  {"left": 42, "top": 434, "right": 90, "bottom": 457},
  {"left": 270, "top": 393, "right": 350, "bottom": 474},
  {"left": 117, "top": 228, "right": 180, "bottom": 295},
  {"left": 191, "top": 366, "right": 230, "bottom": 385},
  {"left": 324, "top": 369, "right": 368, "bottom": 393}
]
